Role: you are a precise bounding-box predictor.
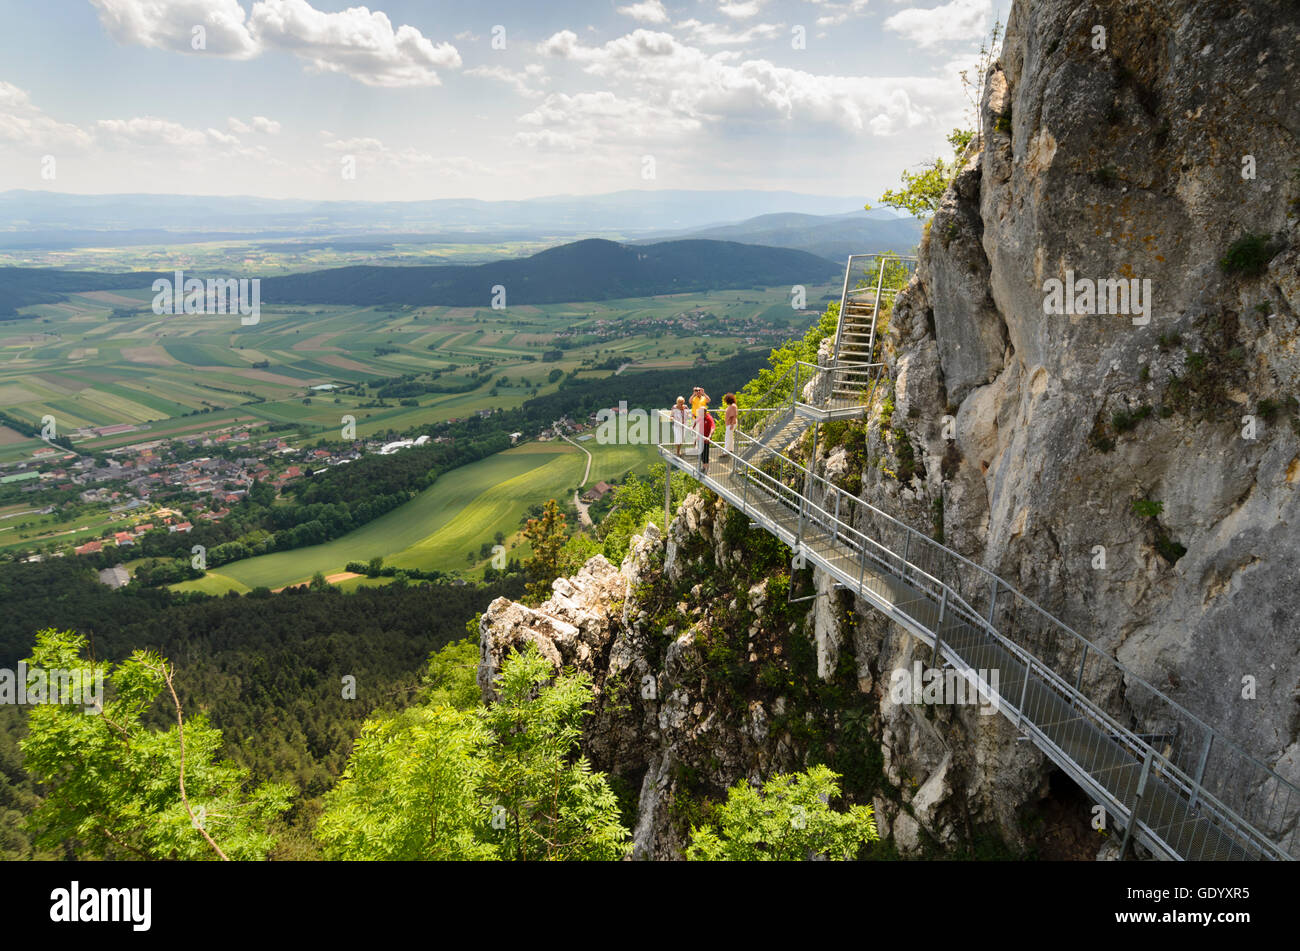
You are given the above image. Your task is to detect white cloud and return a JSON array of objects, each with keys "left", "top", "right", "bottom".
[
  {"left": 249, "top": 0, "right": 461, "bottom": 86},
  {"left": 88, "top": 0, "right": 260, "bottom": 57},
  {"left": 95, "top": 115, "right": 240, "bottom": 150},
  {"left": 616, "top": 0, "right": 670, "bottom": 24},
  {"left": 318, "top": 132, "right": 478, "bottom": 176},
  {"left": 87, "top": 0, "right": 461, "bottom": 87},
  {"left": 466, "top": 64, "right": 547, "bottom": 99},
  {"left": 884, "top": 0, "right": 992, "bottom": 48},
  {"left": 717, "top": 0, "right": 764, "bottom": 19},
  {"left": 538, "top": 29, "right": 582, "bottom": 58},
  {"left": 805, "top": 0, "right": 872, "bottom": 27},
  {"left": 515, "top": 90, "right": 701, "bottom": 152},
  {"left": 676, "top": 18, "right": 783, "bottom": 46},
  {"left": 0, "top": 82, "right": 94, "bottom": 150},
  {"left": 534, "top": 29, "right": 956, "bottom": 135},
  {"left": 228, "top": 115, "right": 281, "bottom": 134}
]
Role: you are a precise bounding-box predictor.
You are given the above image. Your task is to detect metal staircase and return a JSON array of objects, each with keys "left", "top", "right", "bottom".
[{"left": 655, "top": 253, "right": 1300, "bottom": 862}]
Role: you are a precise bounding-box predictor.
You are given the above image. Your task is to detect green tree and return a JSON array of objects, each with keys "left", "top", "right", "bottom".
[
  {"left": 522, "top": 498, "right": 568, "bottom": 602},
  {"left": 685, "top": 765, "right": 878, "bottom": 861},
  {"left": 478, "top": 645, "right": 630, "bottom": 861},
  {"left": 315, "top": 643, "right": 630, "bottom": 860},
  {"left": 418, "top": 635, "right": 483, "bottom": 711},
  {"left": 20, "top": 629, "right": 292, "bottom": 860},
  {"left": 869, "top": 129, "right": 973, "bottom": 219},
  {"left": 315, "top": 704, "right": 493, "bottom": 860}
]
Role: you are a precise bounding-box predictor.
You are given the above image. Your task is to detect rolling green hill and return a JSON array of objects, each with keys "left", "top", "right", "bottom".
[{"left": 255, "top": 239, "right": 840, "bottom": 307}]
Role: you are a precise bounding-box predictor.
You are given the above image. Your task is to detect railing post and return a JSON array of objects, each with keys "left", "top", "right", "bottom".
[
  {"left": 1120, "top": 750, "right": 1154, "bottom": 859},
  {"left": 664, "top": 457, "right": 672, "bottom": 530},
  {"left": 986, "top": 577, "right": 998, "bottom": 627},
  {"left": 832, "top": 491, "right": 841, "bottom": 542},
  {"left": 930, "top": 588, "right": 947, "bottom": 667},
  {"left": 1074, "top": 644, "right": 1088, "bottom": 693},
  {"left": 900, "top": 530, "right": 911, "bottom": 580},
  {"left": 857, "top": 535, "right": 867, "bottom": 596},
  {"left": 1016, "top": 657, "right": 1031, "bottom": 729},
  {"left": 1190, "top": 733, "right": 1213, "bottom": 810}
]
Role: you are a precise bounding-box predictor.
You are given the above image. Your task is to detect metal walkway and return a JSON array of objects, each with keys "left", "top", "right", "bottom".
[{"left": 657, "top": 254, "right": 1299, "bottom": 861}]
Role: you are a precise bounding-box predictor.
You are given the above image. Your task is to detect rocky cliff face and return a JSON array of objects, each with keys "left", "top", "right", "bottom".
[
  {"left": 886, "top": 0, "right": 1299, "bottom": 798},
  {"left": 478, "top": 0, "right": 1300, "bottom": 859}
]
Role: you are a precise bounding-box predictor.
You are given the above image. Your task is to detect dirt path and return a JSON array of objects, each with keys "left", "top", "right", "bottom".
[{"left": 559, "top": 435, "right": 595, "bottom": 528}]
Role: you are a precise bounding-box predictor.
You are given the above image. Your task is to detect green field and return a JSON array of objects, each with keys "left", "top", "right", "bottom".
[
  {"left": 0, "top": 280, "right": 828, "bottom": 464},
  {"left": 194, "top": 440, "right": 657, "bottom": 591}
]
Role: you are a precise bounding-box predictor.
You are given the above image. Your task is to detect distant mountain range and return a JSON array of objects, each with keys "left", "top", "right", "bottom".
[
  {"left": 0, "top": 238, "right": 842, "bottom": 314},
  {"left": 257, "top": 238, "right": 842, "bottom": 307},
  {"left": 635, "top": 211, "right": 922, "bottom": 263},
  {"left": 0, "top": 189, "right": 885, "bottom": 241}
]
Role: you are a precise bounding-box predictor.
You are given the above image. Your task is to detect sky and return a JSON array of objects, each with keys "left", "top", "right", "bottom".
[{"left": 0, "top": 0, "right": 1010, "bottom": 203}]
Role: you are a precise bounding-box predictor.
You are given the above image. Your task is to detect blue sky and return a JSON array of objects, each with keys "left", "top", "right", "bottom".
[{"left": 0, "top": 0, "right": 1009, "bottom": 202}]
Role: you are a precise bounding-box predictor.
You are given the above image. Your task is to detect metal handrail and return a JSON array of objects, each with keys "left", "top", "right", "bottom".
[
  {"left": 738, "top": 419, "right": 1298, "bottom": 856},
  {"left": 653, "top": 390, "right": 1300, "bottom": 860}
]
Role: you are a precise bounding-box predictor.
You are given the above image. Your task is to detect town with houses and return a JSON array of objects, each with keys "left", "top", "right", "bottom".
[{"left": 0, "top": 404, "right": 622, "bottom": 574}]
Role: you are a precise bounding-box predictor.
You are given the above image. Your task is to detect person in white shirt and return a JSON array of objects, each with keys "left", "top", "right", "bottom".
[{"left": 670, "top": 396, "right": 691, "bottom": 456}]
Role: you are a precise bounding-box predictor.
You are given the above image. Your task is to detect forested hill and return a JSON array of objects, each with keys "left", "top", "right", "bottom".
[
  {"left": 0, "top": 238, "right": 838, "bottom": 314},
  {"left": 255, "top": 238, "right": 841, "bottom": 306}
]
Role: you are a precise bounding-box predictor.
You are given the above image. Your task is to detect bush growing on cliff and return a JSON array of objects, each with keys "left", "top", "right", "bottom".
[
  {"left": 685, "top": 765, "right": 878, "bottom": 861},
  {"left": 1219, "top": 232, "right": 1276, "bottom": 277}
]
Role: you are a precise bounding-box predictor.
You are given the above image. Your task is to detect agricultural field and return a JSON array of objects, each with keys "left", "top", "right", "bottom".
[
  {"left": 197, "top": 439, "right": 656, "bottom": 591},
  {"left": 0, "top": 280, "right": 833, "bottom": 466}
]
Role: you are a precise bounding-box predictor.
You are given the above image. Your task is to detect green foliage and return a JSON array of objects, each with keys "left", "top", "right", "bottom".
[
  {"left": 685, "top": 765, "right": 878, "bottom": 861},
  {"left": 595, "top": 464, "right": 690, "bottom": 563},
  {"left": 478, "top": 645, "right": 630, "bottom": 860},
  {"left": 892, "top": 427, "right": 917, "bottom": 483},
  {"left": 20, "top": 629, "right": 293, "bottom": 860},
  {"left": 1219, "top": 232, "right": 1275, "bottom": 277},
  {"left": 1162, "top": 311, "right": 1247, "bottom": 419},
  {"left": 417, "top": 636, "right": 482, "bottom": 711},
  {"left": 1257, "top": 398, "right": 1282, "bottom": 423},
  {"left": 314, "top": 703, "right": 493, "bottom": 860},
  {"left": 1131, "top": 498, "right": 1163, "bottom": 519},
  {"left": 870, "top": 129, "right": 972, "bottom": 218},
  {"left": 1111, "top": 404, "right": 1152, "bottom": 434},
  {"left": 522, "top": 498, "right": 568, "bottom": 603},
  {"left": 317, "top": 643, "right": 630, "bottom": 860}
]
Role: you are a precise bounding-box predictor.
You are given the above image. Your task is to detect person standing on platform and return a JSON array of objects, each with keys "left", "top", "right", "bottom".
[
  {"left": 722, "top": 393, "right": 738, "bottom": 458},
  {"left": 671, "top": 396, "right": 690, "bottom": 456},
  {"left": 688, "top": 386, "right": 707, "bottom": 455},
  {"left": 698, "top": 403, "right": 715, "bottom": 474},
  {"left": 693, "top": 388, "right": 711, "bottom": 457}
]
